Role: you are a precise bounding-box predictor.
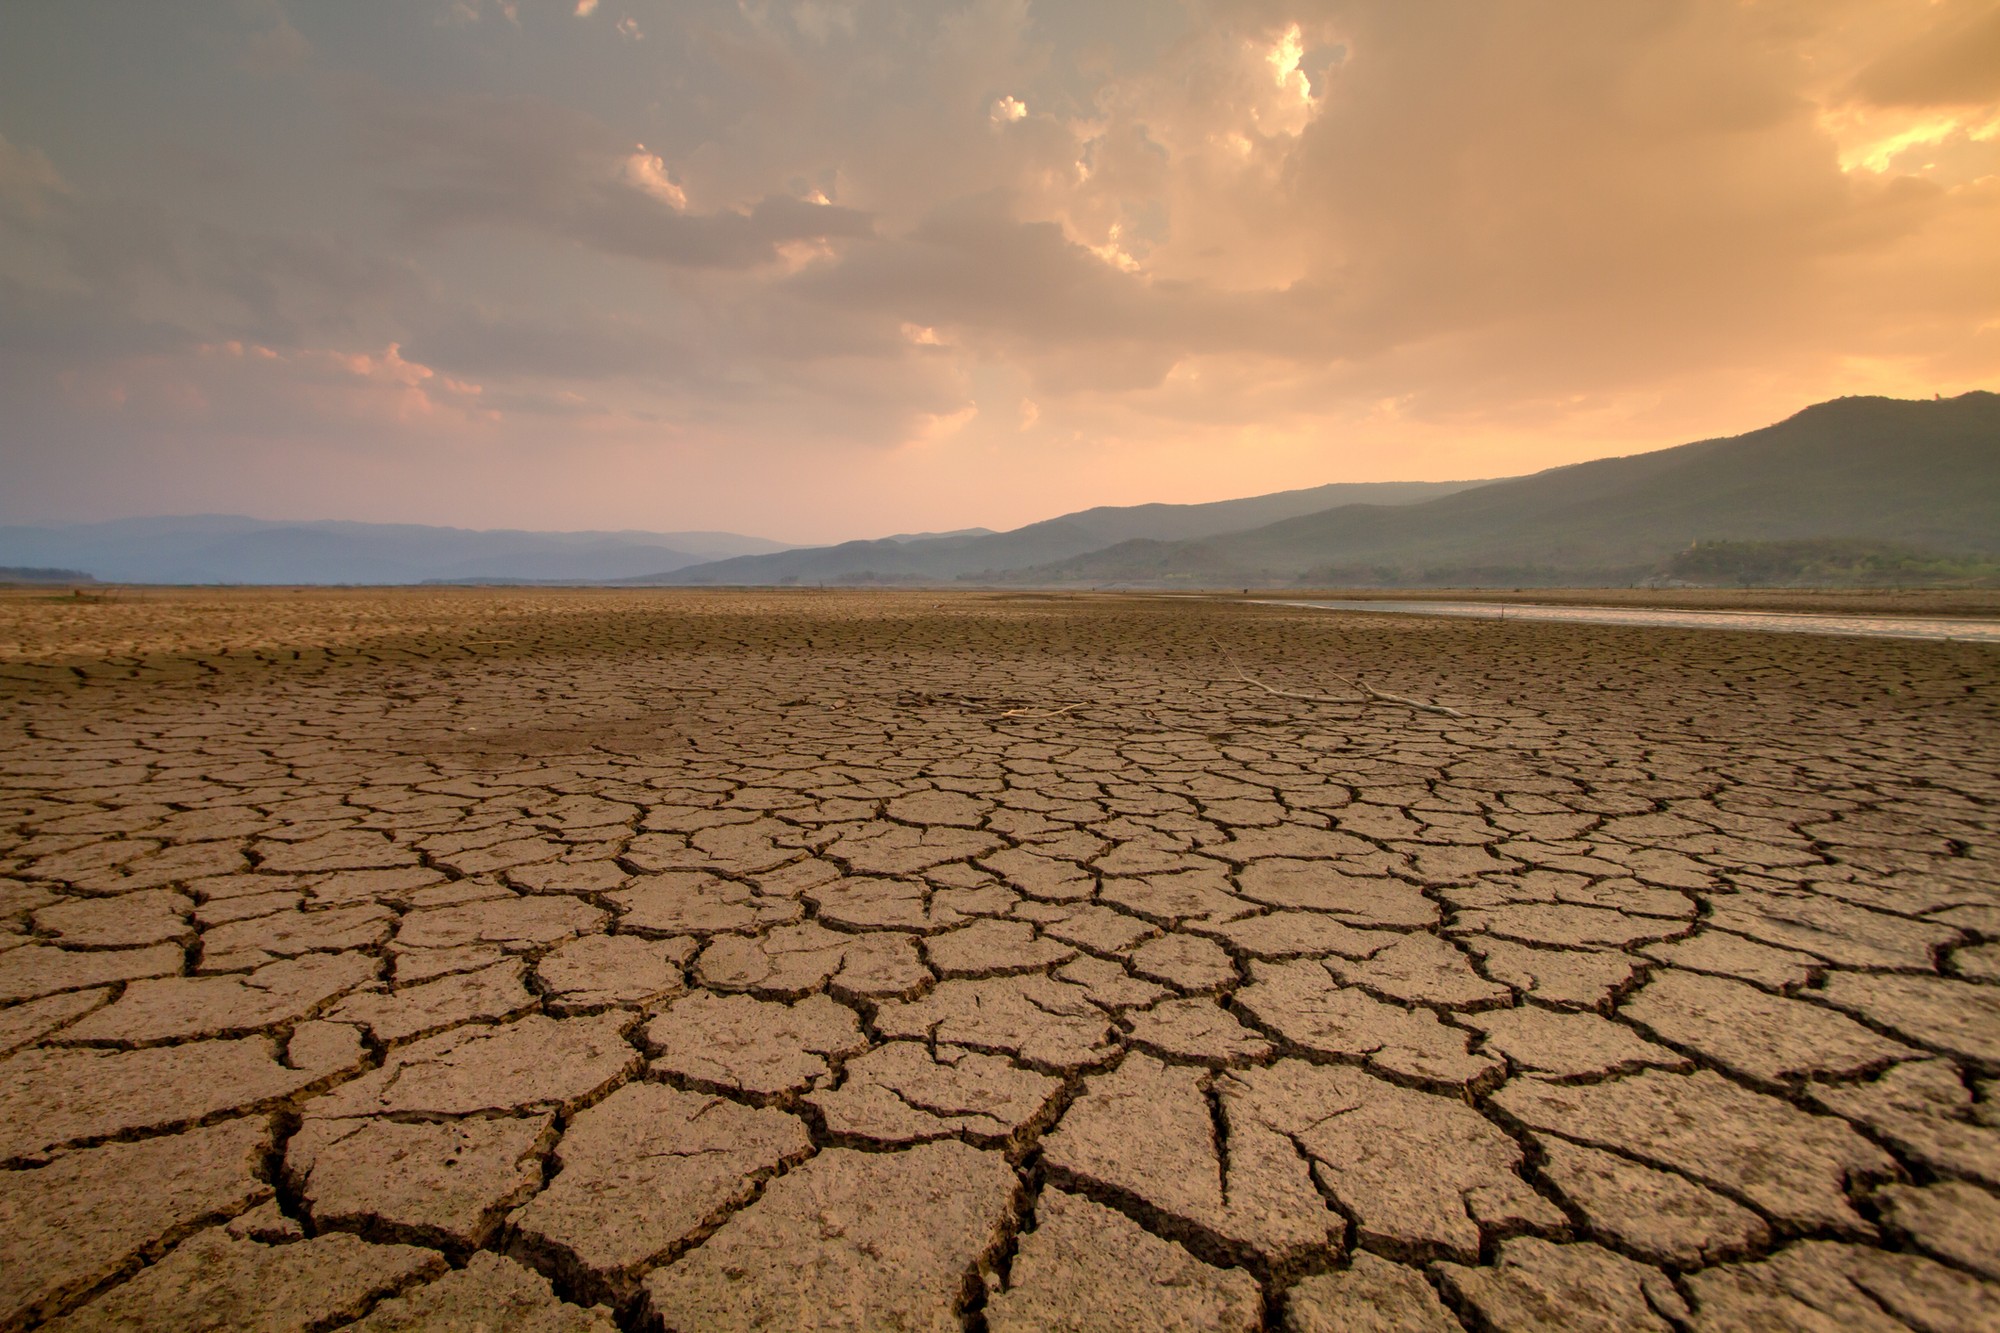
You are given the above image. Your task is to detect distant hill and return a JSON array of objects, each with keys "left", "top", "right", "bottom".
[
  {"left": 645, "top": 479, "right": 1490, "bottom": 585},
  {"left": 0, "top": 517, "right": 792, "bottom": 585},
  {"left": 0, "top": 566, "right": 95, "bottom": 584},
  {"left": 1015, "top": 392, "right": 2000, "bottom": 587}
]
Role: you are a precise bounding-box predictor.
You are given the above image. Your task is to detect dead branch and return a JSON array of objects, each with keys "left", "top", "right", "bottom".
[
  {"left": 1000, "top": 703, "right": 1086, "bottom": 718},
  {"left": 1225, "top": 666, "right": 1350, "bottom": 706},
  {"left": 1214, "top": 640, "right": 1466, "bottom": 718},
  {"left": 1345, "top": 675, "right": 1465, "bottom": 718}
]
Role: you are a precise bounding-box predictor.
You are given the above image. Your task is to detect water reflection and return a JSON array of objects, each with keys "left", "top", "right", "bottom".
[{"left": 1266, "top": 599, "right": 2000, "bottom": 644}]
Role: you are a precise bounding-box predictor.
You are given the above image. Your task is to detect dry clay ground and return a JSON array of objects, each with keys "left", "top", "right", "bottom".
[{"left": 1, "top": 587, "right": 1998, "bottom": 1332}]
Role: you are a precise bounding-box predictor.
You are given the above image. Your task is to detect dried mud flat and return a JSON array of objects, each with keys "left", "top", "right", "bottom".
[{"left": 2, "top": 586, "right": 1997, "bottom": 1332}]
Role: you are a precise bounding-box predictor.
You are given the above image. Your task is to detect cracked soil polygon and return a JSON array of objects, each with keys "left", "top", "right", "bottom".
[
  {"left": 1620, "top": 968, "right": 1919, "bottom": 1084},
  {"left": 874, "top": 974, "right": 1121, "bottom": 1072},
  {"left": 309, "top": 1012, "right": 639, "bottom": 1119},
  {"left": 510, "top": 1082, "right": 810, "bottom": 1302},
  {"left": 43, "top": 1230, "right": 446, "bottom": 1333},
  {"left": 1235, "top": 959, "right": 1502, "bottom": 1088},
  {"left": 287, "top": 1112, "right": 554, "bottom": 1249},
  {"left": 0, "top": 1117, "right": 272, "bottom": 1329},
  {"left": 806, "top": 1040, "right": 1061, "bottom": 1147},
  {"left": 1040, "top": 1052, "right": 1343, "bottom": 1270},
  {"left": 1494, "top": 1068, "right": 1897, "bottom": 1233},
  {"left": 643, "top": 990, "right": 865, "bottom": 1097},
  {"left": 639, "top": 1140, "right": 1018, "bottom": 1332},
  {"left": 1280, "top": 1252, "right": 1459, "bottom": 1332},
  {"left": 534, "top": 932, "right": 693, "bottom": 1013},
  {"left": 986, "top": 1187, "right": 1262, "bottom": 1332},
  {"left": 342, "top": 1252, "right": 617, "bottom": 1332},
  {"left": 1436, "top": 1237, "right": 1682, "bottom": 1332}
]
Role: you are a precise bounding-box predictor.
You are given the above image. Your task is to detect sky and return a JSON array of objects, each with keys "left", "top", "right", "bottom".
[{"left": 1, "top": 1, "right": 1996, "bottom": 544}]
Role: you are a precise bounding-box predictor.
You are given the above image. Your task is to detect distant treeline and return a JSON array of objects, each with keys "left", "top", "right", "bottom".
[{"left": 1663, "top": 539, "right": 2000, "bottom": 588}]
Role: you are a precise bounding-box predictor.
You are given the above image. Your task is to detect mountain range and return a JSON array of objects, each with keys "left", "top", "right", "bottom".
[
  {"left": 1011, "top": 391, "right": 2000, "bottom": 587},
  {"left": 5, "top": 391, "right": 1993, "bottom": 588},
  {"left": 642, "top": 479, "right": 1488, "bottom": 586}
]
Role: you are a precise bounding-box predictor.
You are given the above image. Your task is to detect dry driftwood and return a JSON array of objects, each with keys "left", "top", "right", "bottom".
[{"left": 1217, "top": 642, "right": 1465, "bottom": 718}]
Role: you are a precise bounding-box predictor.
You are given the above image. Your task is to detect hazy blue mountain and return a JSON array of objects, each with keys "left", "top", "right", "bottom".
[
  {"left": 0, "top": 567, "right": 94, "bottom": 583},
  {"left": 0, "top": 516, "right": 792, "bottom": 585},
  {"left": 648, "top": 479, "right": 1490, "bottom": 585},
  {"left": 1016, "top": 392, "right": 2000, "bottom": 587}
]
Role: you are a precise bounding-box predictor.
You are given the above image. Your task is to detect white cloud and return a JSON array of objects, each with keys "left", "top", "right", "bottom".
[{"left": 619, "top": 146, "right": 686, "bottom": 209}]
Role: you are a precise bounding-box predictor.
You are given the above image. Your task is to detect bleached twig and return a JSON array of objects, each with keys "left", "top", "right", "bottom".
[
  {"left": 1345, "top": 675, "right": 1464, "bottom": 718},
  {"left": 1214, "top": 640, "right": 1465, "bottom": 718},
  {"left": 1000, "top": 703, "right": 1086, "bottom": 718},
  {"left": 1226, "top": 667, "right": 1350, "bottom": 706}
]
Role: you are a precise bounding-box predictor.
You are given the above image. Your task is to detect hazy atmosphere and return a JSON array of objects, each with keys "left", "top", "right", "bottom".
[{"left": 3, "top": 0, "right": 1996, "bottom": 542}]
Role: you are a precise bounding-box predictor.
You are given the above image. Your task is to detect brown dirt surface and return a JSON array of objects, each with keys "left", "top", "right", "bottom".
[{"left": 1, "top": 586, "right": 1997, "bottom": 1329}]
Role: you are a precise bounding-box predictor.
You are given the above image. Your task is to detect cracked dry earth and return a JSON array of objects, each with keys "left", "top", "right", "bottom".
[{"left": 1, "top": 588, "right": 1997, "bottom": 1333}]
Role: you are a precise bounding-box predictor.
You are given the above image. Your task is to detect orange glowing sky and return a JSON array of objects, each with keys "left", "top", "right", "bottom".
[{"left": 2, "top": 0, "right": 1996, "bottom": 543}]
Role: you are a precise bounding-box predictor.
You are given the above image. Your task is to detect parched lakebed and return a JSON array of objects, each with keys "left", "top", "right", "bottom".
[{"left": 2, "top": 587, "right": 1997, "bottom": 1330}]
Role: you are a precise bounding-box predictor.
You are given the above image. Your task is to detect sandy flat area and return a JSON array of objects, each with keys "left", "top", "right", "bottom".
[{"left": 2, "top": 588, "right": 1997, "bottom": 1330}]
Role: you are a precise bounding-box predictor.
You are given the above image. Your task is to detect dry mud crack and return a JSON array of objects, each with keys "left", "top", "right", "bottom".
[{"left": 1, "top": 586, "right": 1997, "bottom": 1330}]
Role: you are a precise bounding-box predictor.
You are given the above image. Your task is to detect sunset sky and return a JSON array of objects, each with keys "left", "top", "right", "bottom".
[{"left": 2, "top": 1, "right": 1996, "bottom": 543}]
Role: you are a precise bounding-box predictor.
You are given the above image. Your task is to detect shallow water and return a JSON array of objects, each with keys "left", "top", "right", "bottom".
[{"left": 1268, "top": 598, "right": 2000, "bottom": 644}]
